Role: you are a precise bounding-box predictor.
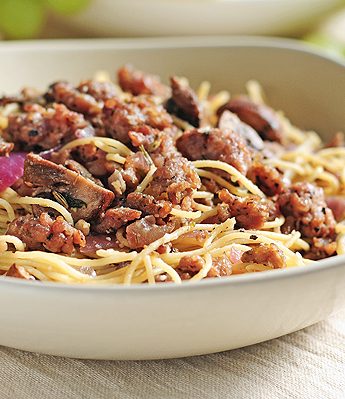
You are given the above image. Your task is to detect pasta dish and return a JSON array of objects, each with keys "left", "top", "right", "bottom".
[{"left": 0, "top": 65, "right": 344, "bottom": 284}]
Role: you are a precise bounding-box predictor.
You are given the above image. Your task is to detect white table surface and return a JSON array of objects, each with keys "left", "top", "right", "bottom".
[{"left": 1, "top": 309, "right": 345, "bottom": 399}]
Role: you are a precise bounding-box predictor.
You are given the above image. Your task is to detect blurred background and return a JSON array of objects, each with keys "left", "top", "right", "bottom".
[{"left": 0, "top": 0, "right": 344, "bottom": 57}]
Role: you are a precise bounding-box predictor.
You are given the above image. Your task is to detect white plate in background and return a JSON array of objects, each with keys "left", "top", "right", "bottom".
[{"left": 56, "top": 0, "right": 343, "bottom": 37}]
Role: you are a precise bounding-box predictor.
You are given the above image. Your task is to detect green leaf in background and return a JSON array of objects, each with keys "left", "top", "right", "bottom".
[
  {"left": 0, "top": 0, "right": 45, "bottom": 39},
  {"left": 304, "top": 33, "right": 345, "bottom": 58},
  {"left": 46, "top": 0, "right": 90, "bottom": 16}
]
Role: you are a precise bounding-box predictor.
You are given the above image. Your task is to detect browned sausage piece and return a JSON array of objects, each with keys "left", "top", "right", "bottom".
[
  {"left": 77, "top": 80, "right": 119, "bottom": 103},
  {"left": 176, "top": 254, "right": 233, "bottom": 280},
  {"left": 218, "top": 110, "right": 264, "bottom": 151},
  {"left": 71, "top": 143, "right": 116, "bottom": 178},
  {"left": 126, "top": 215, "right": 174, "bottom": 249},
  {"left": 119, "top": 152, "right": 151, "bottom": 191},
  {"left": 207, "top": 255, "right": 233, "bottom": 277},
  {"left": 205, "top": 188, "right": 270, "bottom": 230},
  {"left": 0, "top": 87, "right": 43, "bottom": 108},
  {"left": 175, "top": 255, "right": 204, "bottom": 280},
  {"left": 247, "top": 161, "right": 285, "bottom": 197},
  {"left": 241, "top": 243, "right": 286, "bottom": 269},
  {"left": 144, "top": 156, "right": 201, "bottom": 205},
  {"left": 4, "top": 103, "right": 94, "bottom": 151},
  {"left": 118, "top": 65, "right": 170, "bottom": 98},
  {"left": 176, "top": 127, "right": 252, "bottom": 176},
  {"left": 102, "top": 96, "right": 173, "bottom": 144},
  {"left": 278, "top": 182, "right": 336, "bottom": 238},
  {"left": 93, "top": 207, "right": 142, "bottom": 234},
  {"left": 167, "top": 76, "right": 202, "bottom": 127},
  {"left": 218, "top": 96, "right": 283, "bottom": 143},
  {"left": 45, "top": 81, "right": 102, "bottom": 117},
  {"left": 304, "top": 237, "right": 337, "bottom": 260},
  {"left": 7, "top": 212, "right": 85, "bottom": 254},
  {"left": 126, "top": 192, "right": 172, "bottom": 219}
]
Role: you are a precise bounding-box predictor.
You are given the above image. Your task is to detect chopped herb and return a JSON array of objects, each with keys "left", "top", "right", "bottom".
[
  {"left": 139, "top": 144, "right": 154, "bottom": 165},
  {"left": 52, "top": 190, "right": 68, "bottom": 208},
  {"left": 28, "top": 129, "right": 39, "bottom": 137},
  {"left": 52, "top": 190, "right": 86, "bottom": 209},
  {"left": 148, "top": 136, "right": 162, "bottom": 152},
  {"left": 63, "top": 192, "right": 87, "bottom": 209}
]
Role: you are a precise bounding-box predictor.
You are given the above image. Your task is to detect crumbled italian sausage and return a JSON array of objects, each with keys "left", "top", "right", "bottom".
[
  {"left": 4, "top": 103, "right": 94, "bottom": 151},
  {"left": 278, "top": 182, "right": 336, "bottom": 238},
  {"left": 118, "top": 65, "right": 170, "bottom": 98},
  {"left": 241, "top": 243, "right": 286, "bottom": 269},
  {"left": 167, "top": 76, "right": 203, "bottom": 127},
  {"left": 7, "top": 212, "right": 85, "bottom": 254},
  {"left": 177, "top": 127, "right": 252, "bottom": 175}
]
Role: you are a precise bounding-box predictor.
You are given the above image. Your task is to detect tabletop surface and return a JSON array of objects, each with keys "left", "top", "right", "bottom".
[{"left": 1, "top": 309, "right": 345, "bottom": 399}]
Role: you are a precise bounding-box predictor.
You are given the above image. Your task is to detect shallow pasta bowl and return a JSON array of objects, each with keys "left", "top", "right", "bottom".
[{"left": 0, "top": 37, "right": 345, "bottom": 360}]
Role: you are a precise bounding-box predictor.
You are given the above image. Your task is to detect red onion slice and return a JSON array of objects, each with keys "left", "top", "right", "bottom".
[{"left": 0, "top": 152, "right": 26, "bottom": 192}]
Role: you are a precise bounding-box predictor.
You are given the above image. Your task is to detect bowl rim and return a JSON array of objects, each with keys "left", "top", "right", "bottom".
[
  {"left": 0, "top": 35, "right": 342, "bottom": 60},
  {"left": 0, "top": 35, "right": 345, "bottom": 293}
]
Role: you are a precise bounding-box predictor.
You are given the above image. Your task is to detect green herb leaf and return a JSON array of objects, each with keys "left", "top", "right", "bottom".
[
  {"left": 0, "top": 0, "right": 44, "bottom": 39},
  {"left": 46, "top": 0, "right": 90, "bottom": 16}
]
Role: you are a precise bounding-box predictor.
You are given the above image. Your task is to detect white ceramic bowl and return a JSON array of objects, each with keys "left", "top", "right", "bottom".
[
  {"left": 58, "top": 0, "right": 343, "bottom": 37},
  {"left": 320, "top": 8, "right": 345, "bottom": 45},
  {"left": 0, "top": 37, "right": 345, "bottom": 360}
]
